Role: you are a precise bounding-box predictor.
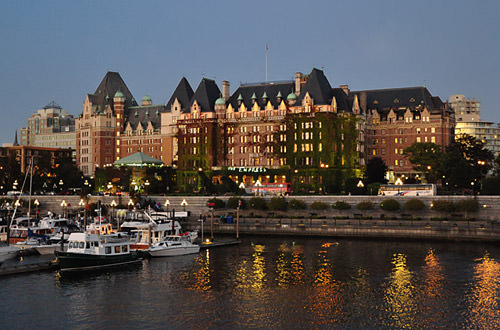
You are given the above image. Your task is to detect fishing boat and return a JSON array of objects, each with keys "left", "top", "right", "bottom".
[
  {"left": 146, "top": 235, "right": 200, "bottom": 257},
  {"left": 55, "top": 232, "right": 142, "bottom": 272}
]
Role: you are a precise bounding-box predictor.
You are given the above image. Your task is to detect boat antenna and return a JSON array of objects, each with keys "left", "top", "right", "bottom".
[
  {"left": 27, "top": 157, "right": 33, "bottom": 222},
  {"left": 8, "top": 160, "right": 31, "bottom": 245}
]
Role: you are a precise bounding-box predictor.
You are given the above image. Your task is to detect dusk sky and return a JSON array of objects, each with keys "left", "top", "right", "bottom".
[{"left": 1, "top": 0, "right": 499, "bottom": 145}]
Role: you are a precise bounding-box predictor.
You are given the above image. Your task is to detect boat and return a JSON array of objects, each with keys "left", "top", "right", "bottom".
[
  {"left": 146, "top": 235, "right": 200, "bottom": 257},
  {"left": 55, "top": 232, "right": 142, "bottom": 272},
  {"left": 120, "top": 211, "right": 180, "bottom": 250}
]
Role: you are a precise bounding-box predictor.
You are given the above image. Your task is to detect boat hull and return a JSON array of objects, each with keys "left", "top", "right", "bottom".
[
  {"left": 55, "top": 251, "right": 142, "bottom": 272},
  {"left": 148, "top": 245, "right": 200, "bottom": 257}
]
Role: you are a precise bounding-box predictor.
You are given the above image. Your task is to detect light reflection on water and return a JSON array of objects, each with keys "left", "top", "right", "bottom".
[{"left": 2, "top": 237, "right": 500, "bottom": 329}]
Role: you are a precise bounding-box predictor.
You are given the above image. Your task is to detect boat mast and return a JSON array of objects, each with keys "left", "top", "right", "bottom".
[
  {"left": 27, "top": 157, "right": 33, "bottom": 223},
  {"left": 8, "top": 161, "right": 31, "bottom": 245}
]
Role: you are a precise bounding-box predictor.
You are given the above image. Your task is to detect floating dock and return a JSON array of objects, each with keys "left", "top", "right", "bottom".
[
  {"left": 199, "top": 239, "right": 241, "bottom": 249},
  {"left": 0, "top": 259, "right": 59, "bottom": 277}
]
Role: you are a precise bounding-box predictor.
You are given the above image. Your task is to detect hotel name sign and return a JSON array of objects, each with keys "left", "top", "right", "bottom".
[{"left": 228, "top": 167, "right": 268, "bottom": 173}]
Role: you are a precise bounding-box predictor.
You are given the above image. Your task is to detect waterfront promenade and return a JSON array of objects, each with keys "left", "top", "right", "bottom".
[{"left": 10, "top": 195, "right": 500, "bottom": 242}]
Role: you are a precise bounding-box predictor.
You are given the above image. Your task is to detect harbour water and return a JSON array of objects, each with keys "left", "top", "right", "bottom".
[{"left": 2, "top": 236, "right": 500, "bottom": 329}]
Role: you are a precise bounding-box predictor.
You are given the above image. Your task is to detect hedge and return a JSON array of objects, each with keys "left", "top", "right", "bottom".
[
  {"left": 380, "top": 199, "right": 400, "bottom": 211},
  {"left": 403, "top": 199, "right": 426, "bottom": 211},
  {"left": 356, "top": 201, "right": 375, "bottom": 210},
  {"left": 249, "top": 197, "right": 268, "bottom": 210},
  {"left": 310, "top": 201, "right": 329, "bottom": 210},
  {"left": 332, "top": 201, "right": 351, "bottom": 210},
  {"left": 207, "top": 197, "right": 225, "bottom": 209},
  {"left": 289, "top": 199, "right": 307, "bottom": 210},
  {"left": 227, "top": 196, "right": 247, "bottom": 209},
  {"left": 268, "top": 197, "right": 288, "bottom": 211}
]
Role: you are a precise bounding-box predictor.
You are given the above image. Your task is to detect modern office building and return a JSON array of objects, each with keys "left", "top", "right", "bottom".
[{"left": 20, "top": 101, "right": 75, "bottom": 149}]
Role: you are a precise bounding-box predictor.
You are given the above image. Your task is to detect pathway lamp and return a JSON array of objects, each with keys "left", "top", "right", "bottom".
[
  {"left": 110, "top": 200, "right": 117, "bottom": 225},
  {"left": 128, "top": 199, "right": 134, "bottom": 210},
  {"left": 34, "top": 199, "right": 40, "bottom": 219},
  {"left": 164, "top": 199, "right": 170, "bottom": 212},
  {"left": 181, "top": 199, "right": 188, "bottom": 211},
  {"left": 61, "top": 200, "right": 67, "bottom": 217}
]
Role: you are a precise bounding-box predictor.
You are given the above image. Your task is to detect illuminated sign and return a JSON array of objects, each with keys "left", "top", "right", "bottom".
[{"left": 228, "top": 167, "right": 267, "bottom": 173}]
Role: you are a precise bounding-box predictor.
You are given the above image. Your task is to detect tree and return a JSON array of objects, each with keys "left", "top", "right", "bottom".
[
  {"left": 403, "top": 142, "right": 444, "bottom": 183},
  {"left": 442, "top": 134, "right": 493, "bottom": 193},
  {"left": 365, "top": 157, "right": 388, "bottom": 184}
]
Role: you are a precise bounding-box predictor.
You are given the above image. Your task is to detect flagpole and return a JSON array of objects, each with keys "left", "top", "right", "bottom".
[{"left": 265, "top": 44, "right": 268, "bottom": 82}]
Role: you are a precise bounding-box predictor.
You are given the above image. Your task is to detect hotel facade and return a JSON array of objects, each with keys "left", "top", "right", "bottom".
[{"left": 74, "top": 69, "right": 454, "bottom": 191}]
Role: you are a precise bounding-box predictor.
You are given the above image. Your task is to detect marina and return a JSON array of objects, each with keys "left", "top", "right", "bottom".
[{"left": 2, "top": 236, "right": 500, "bottom": 329}]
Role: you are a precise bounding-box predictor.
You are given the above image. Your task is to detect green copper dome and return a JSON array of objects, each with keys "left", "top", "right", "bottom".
[
  {"left": 287, "top": 92, "right": 297, "bottom": 100},
  {"left": 262, "top": 92, "right": 268, "bottom": 99},
  {"left": 277, "top": 91, "right": 282, "bottom": 98},
  {"left": 251, "top": 92, "right": 257, "bottom": 99},
  {"left": 142, "top": 95, "right": 152, "bottom": 101},
  {"left": 237, "top": 94, "right": 244, "bottom": 101},
  {"left": 114, "top": 90, "right": 125, "bottom": 98},
  {"left": 215, "top": 97, "right": 226, "bottom": 105}
]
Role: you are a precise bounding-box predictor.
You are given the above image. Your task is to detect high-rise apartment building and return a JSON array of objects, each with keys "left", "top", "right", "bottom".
[{"left": 20, "top": 101, "right": 75, "bottom": 149}]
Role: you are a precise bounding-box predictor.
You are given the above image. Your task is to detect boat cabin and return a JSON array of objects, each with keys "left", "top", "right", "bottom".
[{"left": 67, "top": 233, "right": 130, "bottom": 256}]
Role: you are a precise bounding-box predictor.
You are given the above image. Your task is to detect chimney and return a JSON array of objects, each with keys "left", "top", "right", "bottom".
[
  {"left": 360, "top": 92, "right": 367, "bottom": 112},
  {"left": 222, "top": 81, "right": 230, "bottom": 101},
  {"left": 295, "top": 72, "right": 302, "bottom": 95},
  {"left": 339, "top": 85, "right": 350, "bottom": 95}
]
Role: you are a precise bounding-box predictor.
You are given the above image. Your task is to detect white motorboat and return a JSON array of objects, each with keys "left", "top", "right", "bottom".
[{"left": 147, "top": 235, "right": 200, "bottom": 257}]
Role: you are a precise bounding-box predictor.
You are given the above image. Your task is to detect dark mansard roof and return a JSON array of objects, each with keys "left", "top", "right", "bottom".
[
  {"left": 88, "top": 72, "right": 137, "bottom": 112},
  {"left": 351, "top": 86, "right": 446, "bottom": 114},
  {"left": 166, "top": 77, "right": 194, "bottom": 111},
  {"left": 227, "top": 81, "right": 294, "bottom": 110},
  {"left": 185, "top": 78, "right": 221, "bottom": 113},
  {"left": 125, "top": 105, "right": 167, "bottom": 130}
]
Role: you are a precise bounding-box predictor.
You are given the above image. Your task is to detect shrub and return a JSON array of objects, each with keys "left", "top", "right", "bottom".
[
  {"left": 207, "top": 197, "right": 225, "bottom": 209},
  {"left": 310, "top": 201, "right": 329, "bottom": 210},
  {"left": 403, "top": 199, "right": 426, "bottom": 211},
  {"left": 431, "top": 200, "right": 455, "bottom": 212},
  {"left": 356, "top": 201, "right": 375, "bottom": 210},
  {"left": 289, "top": 199, "right": 307, "bottom": 210},
  {"left": 268, "top": 197, "right": 288, "bottom": 211},
  {"left": 455, "top": 199, "right": 479, "bottom": 212},
  {"left": 227, "top": 196, "right": 247, "bottom": 209},
  {"left": 332, "top": 201, "right": 351, "bottom": 210},
  {"left": 249, "top": 197, "right": 268, "bottom": 210},
  {"left": 380, "top": 199, "right": 400, "bottom": 211}
]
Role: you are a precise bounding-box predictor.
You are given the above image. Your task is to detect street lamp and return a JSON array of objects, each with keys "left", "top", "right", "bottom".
[
  {"left": 61, "top": 200, "right": 67, "bottom": 217},
  {"left": 181, "top": 199, "right": 188, "bottom": 211},
  {"left": 34, "top": 199, "right": 40, "bottom": 219},
  {"left": 357, "top": 180, "right": 364, "bottom": 188},
  {"left": 110, "top": 200, "right": 117, "bottom": 226},
  {"left": 164, "top": 199, "right": 170, "bottom": 212},
  {"left": 128, "top": 199, "right": 134, "bottom": 209},
  {"left": 59, "top": 179, "right": 64, "bottom": 192}
]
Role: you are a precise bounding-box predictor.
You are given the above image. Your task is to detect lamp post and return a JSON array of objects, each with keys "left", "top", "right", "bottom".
[
  {"left": 61, "top": 200, "right": 67, "bottom": 218},
  {"left": 34, "top": 199, "right": 40, "bottom": 220},
  {"left": 59, "top": 179, "right": 64, "bottom": 193},
  {"left": 110, "top": 200, "right": 117, "bottom": 225},
  {"left": 164, "top": 199, "right": 170, "bottom": 213},
  {"left": 181, "top": 199, "right": 188, "bottom": 212},
  {"left": 128, "top": 199, "right": 134, "bottom": 210},
  {"left": 79, "top": 198, "right": 85, "bottom": 227}
]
